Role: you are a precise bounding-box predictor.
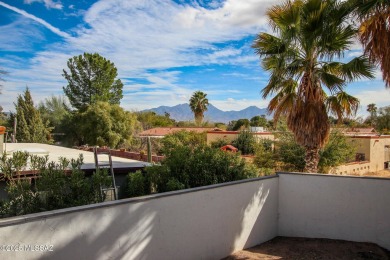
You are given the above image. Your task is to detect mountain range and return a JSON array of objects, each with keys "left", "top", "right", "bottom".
[{"left": 143, "top": 103, "right": 269, "bottom": 123}]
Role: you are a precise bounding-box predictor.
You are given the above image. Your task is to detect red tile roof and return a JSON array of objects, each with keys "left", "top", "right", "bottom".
[
  {"left": 139, "top": 127, "right": 215, "bottom": 137},
  {"left": 220, "top": 145, "right": 238, "bottom": 152}
]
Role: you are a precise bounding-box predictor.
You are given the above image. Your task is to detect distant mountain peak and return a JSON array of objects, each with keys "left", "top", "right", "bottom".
[{"left": 143, "top": 103, "right": 268, "bottom": 123}]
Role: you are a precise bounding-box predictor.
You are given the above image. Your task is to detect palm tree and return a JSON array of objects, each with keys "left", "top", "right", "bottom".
[
  {"left": 252, "top": 0, "right": 374, "bottom": 173},
  {"left": 367, "top": 103, "right": 378, "bottom": 126},
  {"left": 189, "top": 91, "right": 209, "bottom": 126},
  {"left": 349, "top": 0, "right": 390, "bottom": 87}
]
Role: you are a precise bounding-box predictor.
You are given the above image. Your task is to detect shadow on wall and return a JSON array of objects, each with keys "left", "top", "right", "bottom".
[
  {"left": 233, "top": 183, "right": 275, "bottom": 251},
  {"left": 0, "top": 177, "right": 278, "bottom": 259},
  {"left": 0, "top": 202, "right": 158, "bottom": 260}
]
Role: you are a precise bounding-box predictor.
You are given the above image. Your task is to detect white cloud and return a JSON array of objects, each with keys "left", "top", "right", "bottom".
[
  {"left": 4, "top": 0, "right": 383, "bottom": 115},
  {"left": 0, "top": 0, "right": 275, "bottom": 111},
  {"left": 0, "top": 18, "right": 45, "bottom": 52},
  {"left": 24, "top": 0, "right": 63, "bottom": 10},
  {"left": 68, "top": 0, "right": 272, "bottom": 70},
  {"left": 355, "top": 88, "right": 390, "bottom": 111},
  {"left": 0, "top": 1, "right": 70, "bottom": 38}
]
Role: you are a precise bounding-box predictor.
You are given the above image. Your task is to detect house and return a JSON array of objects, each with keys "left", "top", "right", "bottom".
[
  {"left": 333, "top": 134, "right": 390, "bottom": 174},
  {"left": 139, "top": 127, "right": 215, "bottom": 138},
  {"left": 206, "top": 129, "right": 274, "bottom": 145}
]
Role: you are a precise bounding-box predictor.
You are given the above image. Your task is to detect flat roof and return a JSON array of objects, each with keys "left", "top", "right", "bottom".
[
  {"left": 139, "top": 127, "right": 214, "bottom": 136},
  {"left": 2, "top": 143, "right": 150, "bottom": 172},
  {"left": 207, "top": 130, "right": 273, "bottom": 135}
]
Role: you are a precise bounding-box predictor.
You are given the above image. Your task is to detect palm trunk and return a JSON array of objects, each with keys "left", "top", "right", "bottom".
[
  {"left": 304, "top": 147, "right": 320, "bottom": 173},
  {"left": 195, "top": 112, "right": 203, "bottom": 126}
]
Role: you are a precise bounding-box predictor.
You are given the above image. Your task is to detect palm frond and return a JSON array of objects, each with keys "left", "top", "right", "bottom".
[
  {"left": 318, "top": 70, "right": 345, "bottom": 93},
  {"left": 252, "top": 33, "right": 287, "bottom": 56},
  {"left": 326, "top": 91, "right": 360, "bottom": 123},
  {"left": 340, "top": 56, "right": 375, "bottom": 81},
  {"left": 352, "top": 0, "right": 390, "bottom": 86}
]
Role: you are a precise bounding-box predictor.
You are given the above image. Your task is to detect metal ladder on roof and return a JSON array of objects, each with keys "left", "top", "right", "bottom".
[{"left": 93, "top": 147, "right": 118, "bottom": 200}]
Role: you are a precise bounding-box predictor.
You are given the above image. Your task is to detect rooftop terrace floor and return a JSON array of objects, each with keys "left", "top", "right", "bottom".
[{"left": 225, "top": 236, "right": 390, "bottom": 260}]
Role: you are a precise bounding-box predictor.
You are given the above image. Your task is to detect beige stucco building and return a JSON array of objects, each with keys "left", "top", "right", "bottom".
[
  {"left": 206, "top": 130, "right": 274, "bottom": 145},
  {"left": 332, "top": 135, "right": 390, "bottom": 175}
]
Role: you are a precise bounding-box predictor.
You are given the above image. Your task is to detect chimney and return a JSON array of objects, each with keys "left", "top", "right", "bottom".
[{"left": 0, "top": 126, "right": 5, "bottom": 154}]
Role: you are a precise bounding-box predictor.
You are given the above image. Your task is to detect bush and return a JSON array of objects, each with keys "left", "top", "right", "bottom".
[
  {"left": 253, "top": 142, "right": 275, "bottom": 169},
  {"left": 0, "top": 152, "right": 112, "bottom": 218},
  {"left": 143, "top": 145, "right": 258, "bottom": 195},
  {"left": 274, "top": 131, "right": 356, "bottom": 173},
  {"left": 160, "top": 130, "right": 206, "bottom": 155},
  {"left": 166, "top": 178, "right": 185, "bottom": 192},
  {"left": 210, "top": 138, "right": 230, "bottom": 149},
  {"left": 127, "top": 171, "right": 147, "bottom": 197},
  {"left": 275, "top": 132, "right": 306, "bottom": 172},
  {"left": 232, "top": 130, "right": 256, "bottom": 155},
  {"left": 318, "top": 130, "right": 356, "bottom": 173}
]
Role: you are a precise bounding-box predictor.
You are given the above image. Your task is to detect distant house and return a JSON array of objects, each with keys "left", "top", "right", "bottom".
[
  {"left": 333, "top": 134, "right": 390, "bottom": 175},
  {"left": 206, "top": 129, "right": 274, "bottom": 145},
  {"left": 139, "top": 127, "right": 215, "bottom": 138},
  {"left": 334, "top": 127, "right": 377, "bottom": 135}
]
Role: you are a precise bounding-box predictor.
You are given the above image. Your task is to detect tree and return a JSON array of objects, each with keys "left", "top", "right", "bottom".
[
  {"left": 139, "top": 145, "right": 258, "bottom": 195},
  {"left": 253, "top": 139, "right": 275, "bottom": 176},
  {"left": 71, "top": 102, "right": 141, "bottom": 148},
  {"left": 62, "top": 53, "right": 123, "bottom": 110},
  {"left": 14, "top": 88, "right": 52, "bottom": 143},
  {"left": 366, "top": 103, "right": 378, "bottom": 127},
  {"left": 349, "top": 0, "right": 390, "bottom": 87},
  {"left": 252, "top": 0, "right": 374, "bottom": 172},
  {"left": 275, "top": 132, "right": 306, "bottom": 172},
  {"left": 189, "top": 91, "right": 209, "bottom": 126},
  {"left": 318, "top": 131, "right": 356, "bottom": 173},
  {"left": 160, "top": 130, "right": 206, "bottom": 155},
  {"left": 232, "top": 119, "right": 250, "bottom": 131},
  {"left": 136, "top": 111, "right": 175, "bottom": 130},
  {"left": 38, "top": 95, "right": 70, "bottom": 135},
  {"left": 275, "top": 130, "right": 355, "bottom": 173},
  {"left": 376, "top": 106, "right": 390, "bottom": 134},
  {"left": 250, "top": 116, "right": 267, "bottom": 127},
  {"left": 232, "top": 130, "right": 256, "bottom": 155}
]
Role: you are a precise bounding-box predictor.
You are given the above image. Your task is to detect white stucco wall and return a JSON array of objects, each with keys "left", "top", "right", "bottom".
[
  {"left": 0, "top": 177, "right": 279, "bottom": 260},
  {"left": 1, "top": 173, "right": 390, "bottom": 259},
  {"left": 278, "top": 173, "right": 390, "bottom": 250}
]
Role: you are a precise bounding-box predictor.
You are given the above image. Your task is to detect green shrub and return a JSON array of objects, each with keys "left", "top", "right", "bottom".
[
  {"left": 0, "top": 152, "right": 112, "bottom": 218},
  {"left": 143, "top": 145, "right": 258, "bottom": 195},
  {"left": 160, "top": 130, "right": 206, "bottom": 155},
  {"left": 166, "top": 178, "right": 185, "bottom": 192},
  {"left": 127, "top": 171, "right": 147, "bottom": 197},
  {"left": 232, "top": 130, "right": 256, "bottom": 155},
  {"left": 210, "top": 138, "right": 230, "bottom": 149}
]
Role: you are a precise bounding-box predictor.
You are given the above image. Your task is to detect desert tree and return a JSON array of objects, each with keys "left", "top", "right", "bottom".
[{"left": 62, "top": 53, "right": 123, "bottom": 110}]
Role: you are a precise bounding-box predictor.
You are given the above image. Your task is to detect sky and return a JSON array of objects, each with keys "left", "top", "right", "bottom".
[{"left": 0, "top": 0, "right": 389, "bottom": 116}]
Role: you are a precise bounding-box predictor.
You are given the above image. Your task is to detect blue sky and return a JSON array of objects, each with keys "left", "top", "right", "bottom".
[{"left": 0, "top": 0, "right": 388, "bottom": 116}]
